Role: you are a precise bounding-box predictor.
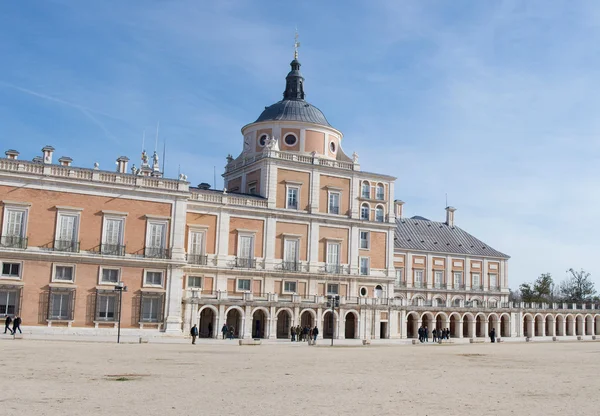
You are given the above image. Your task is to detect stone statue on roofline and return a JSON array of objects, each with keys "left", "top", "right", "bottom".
[
  {"left": 352, "top": 152, "right": 359, "bottom": 163},
  {"left": 152, "top": 151, "right": 160, "bottom": 171},
  {"left": 141, "top": 150, "right": 149, "bottom": 166}
]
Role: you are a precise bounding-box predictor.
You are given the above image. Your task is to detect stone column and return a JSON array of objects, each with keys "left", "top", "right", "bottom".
[
  {"left": 445, "top": 255, "right": 452, "bottom": 290},
  {"left": 216, "top": 211, "right": 230, "bottom": 267},
  {"left": 164, "top": 267, "right": 184, "bottom": 333},
  {"left": 374, "top": 312, "right": 381, "bottom": 339},
  {"left": 458, "top": 320, "right": 464, "bottom": 338},
  {"left": 308, "top": 221, "right": 320, "bottom": 273},
  {"left": 349, "top": 226, "right": 359, "bottom": 276},
  {"left": 483, "top": 319, "right": 489, "bottom": 340},
  {"left": 317, "top": 306, "right": 323, "bottom": 339},
  {"left": 182, "top": 301, "right": 193, "bottom": 335},
  {"left": 263, "top": 215, "right": 276, "bottom": 270},
  {"left": 217, "top": 304, "right": 226, "bottom": 339},
  {"left": 561, "top": 318, "right": 566, "bottom": 337},
  {"left": 309, "top": 169, "right": 320, "bottom": 213},
  {"left": 470, "top": 319, "right": 476, "bottom": 339},
  {"left": 243, "top": 305, "right": 252, "bottom": 339}
]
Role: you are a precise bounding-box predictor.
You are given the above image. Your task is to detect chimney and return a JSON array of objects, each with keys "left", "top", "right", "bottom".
[
  {"left": 58, "top": 156, "right": 73, "bottom": 167},
  {"left": 394, "top": 200, "right": 405, "bottom": 219},
  {"left": 445, "top": 206, "right": 456, "bottom": 227},
  {"left": 42, "top": 145, "right": 55, "bottom": 164},
  {"left": 5, "top": 149, "right": 19, "bottom": 160},
  {"left": 116, "top": 156, "right": 129, "bottom": 174}
]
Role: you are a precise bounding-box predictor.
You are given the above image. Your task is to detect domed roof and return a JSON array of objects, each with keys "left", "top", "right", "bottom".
[
  {"left": 253, "top": 57, "right": 333, "bottom": 128},
  {"left": 255, "top": 100, "right": 331, "bottom": 126}
]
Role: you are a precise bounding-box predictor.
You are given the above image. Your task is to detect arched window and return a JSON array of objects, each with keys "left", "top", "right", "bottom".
[
  {"left": 375, "top": 206, "right": 384, "bottom": 222},
  {"left": 361, "top": 181, "right": 370, "bottom": 199},
  {"left": 374, "top": 285, "right": 383, "bottom": 298},
  {"left": 376, "top": 183, "right": 384, "bottom": 200},
  {"left": 360, "top": 203, "right": 370, "bottom": 220}
]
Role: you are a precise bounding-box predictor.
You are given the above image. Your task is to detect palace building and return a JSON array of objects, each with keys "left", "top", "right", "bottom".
[{"left": 1, "top": 52, "right": 599, "bottom": 341}]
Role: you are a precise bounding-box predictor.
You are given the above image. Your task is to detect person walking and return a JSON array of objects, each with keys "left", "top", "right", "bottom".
[
  {"left": 208, "top": 322, "right": 213, "bottom": 338},
  {"left": 228, "top": 325, "right": 234, "bottom": 340},
  {"left": 190, "top": 324, "right": 198, "bottom": 344},
  {"left": 489, "top": 328, "right": 496, "bottom": 343},
  {"left": 303, "top": 325, "right": 309, "bottom": 342},
  {"left": 424, "top": 326, "right": 429, "bottom": 342},
  {"left": 221, "top": 323, "right": 228, "bottom": 340},
  {"left": 291, "top": 326, "right": 296, "bottom": 342},
  {"left": 4, "top": 316, "right": 13, "bottom": 335},
  {"left": 312, "top": 326, "right": 319, "bottom": 343},
  {"left": 432, "top": 328, "right": 437, "bottom": 343},
  {"left": 12, "top": 316, "right": 21, "bottom": 334}
]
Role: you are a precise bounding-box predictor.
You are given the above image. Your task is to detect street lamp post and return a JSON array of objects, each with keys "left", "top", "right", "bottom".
[
  {"left": 114, "top": 281, "right": 128, "bottom": 344},
  {"left": 326, "top": 295, "right": 340, "bottom": 346}
]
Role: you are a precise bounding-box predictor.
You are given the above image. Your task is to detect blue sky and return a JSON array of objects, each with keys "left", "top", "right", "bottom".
[{"left": 1, "top": 0, "right": 599, "bottom": 290}]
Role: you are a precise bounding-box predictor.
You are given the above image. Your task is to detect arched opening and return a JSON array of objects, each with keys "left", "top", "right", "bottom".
[
  {"left": 407, "top": 313, "right": 418, "bottom": 338},
  {"left": 475, "top": 315, "right": 485, "bottom": 337},
  {"left": 545, "top": 315, "right": 554, "bottom": 337},
  {"left": 595, "top": 315, "right": 600, "bottom": 336},
  {"left": 523, "top": 315, "right": 533, "bottom": 338},
  {"left": 435, "top": 314, "right": 445, "bottom": 332},
  {"left": 361, "top": 181, "right": 370, "bottom": 199},
  {"left": 323, "top": 311, "right": 337, "bottom": 339},
  {"left": 421, "top": 313, "right": 433, "bottom": 334},
  {"left": 566, "top": 315, "right": 575, "bottom": 336},
  {"left": 463, "top": 314, "right": 474, "bottom": 338},
  {"left": 199, "top": 307, "right": 216, "bottom": 338},
  {"left": 411, "top": 296, "right": 424, "bottom": 306},
  {"left": 576, "top": 315, "right": 584, "bottom": 336},
  {"left": 500, "top": 315, "right": 510, "bottom": 337},
  {"left": 449, "top": 314, "right": 460, "bottom": 338},
  {"left": 345, "top": 312, "right": 358, "bottom": 339},
  {"left": 252, "top": 309, "right": 267, "bottom": 339},
  {"left": 360, "top": 203, "right": 370, "bottom": 220},
  {"left": 452, "top": 297, "right": 462, "bottom": 307},
  {"left": 534, "top": 315, "right": 544, "bottom": 337},
  {"left": 300, "top": 309, "right": 315, "bottom": 328},
  {"left": 555, "top": 315, "right": 564, "bottom": 336},
  {"left": 374, "top": 285, "right": 383, "bottom": 298},
  {"left": 489, "top": 315, "right": 499, "bottom": 338},
  {"left": 225, "top": 308, "right": 243, "bottom": 338},
  {"left": 276, "top": 310, "right": 292, "bottom": 339},
  {"left": 585, "top": 315, "right": 593, "bottom": 335},
  {"left": 376, "top": 183, "right": 385, "bottom": 200}
]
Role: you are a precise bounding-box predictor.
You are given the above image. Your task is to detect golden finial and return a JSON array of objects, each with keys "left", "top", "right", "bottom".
[{"left": 294, "top": 29, "right": 300, "bottom": 60}]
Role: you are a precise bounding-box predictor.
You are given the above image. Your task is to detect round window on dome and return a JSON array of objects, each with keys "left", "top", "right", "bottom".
[
  {"left": 329, "top": 141, "right": 336, "bottom": 153},
  {"left": 284, "top": 134, "right": 297, "bottom": 146},
  {"left": 258, "top": 135, "right": 268, "bottom": 147}
]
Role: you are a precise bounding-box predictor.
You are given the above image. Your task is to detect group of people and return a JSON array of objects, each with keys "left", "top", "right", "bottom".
[
  {"left": 4, "top": 316, "right": 22, "bottom": 335},
  {"left": 290, "top": 325, "right": 319, "bottom": 342},
  {"left": 417, "top": 326, "right": 452, "bottom": 343}
]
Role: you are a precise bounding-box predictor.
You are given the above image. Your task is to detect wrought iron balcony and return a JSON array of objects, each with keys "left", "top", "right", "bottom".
[
  {"left": 394, "top": 280, "right": 407, "bottom": 288},
  {"left": 434, "top": 282, "right": 444, "bottom": 289},
  {"left": 325, "top": 264, "right": 343, "bottom": 274},
  {"left": 360, "top": 267, "right": 370, "bottom": 276},
  {"left": 0, "top": 235, "right": 28, "bottom": 249},
  {"left": 53, "top": 240, "right": 80, "bottom": 253},
  {"left": 473, "top": 285, "right": 484, "bottom": 291},
  {"left": 100, "top": 243, "right": 126, "bottom": 256},
  {"left": 413, "top": 281, "right": 423, "bottom": 288},
  {"left": 282, "top": 261, "right": 300, "bottom": 272},
  {"left": 235, "top": 257, "right": 256, "bottom": 268},
  {"left": 144, "top": 247, "right": 170, "bottom": 259},
  {"left": 187, "top": 253, "right": 208, "bottom": 265},
  {"left": 490, "top": 285, "right": 501, "bottom": 291}
]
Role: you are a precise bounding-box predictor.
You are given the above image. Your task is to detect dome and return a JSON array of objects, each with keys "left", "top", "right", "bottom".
[{"left": 255, "top": 100, "right": 331, "bottom": 126}]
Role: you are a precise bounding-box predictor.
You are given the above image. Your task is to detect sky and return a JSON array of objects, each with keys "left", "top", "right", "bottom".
[{"left": 1, "top": 0, "right": 599, "bottom": 290}]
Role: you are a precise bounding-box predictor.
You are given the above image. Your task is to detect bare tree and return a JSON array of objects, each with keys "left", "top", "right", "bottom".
[{"left": 559, "top": 269, "right": 596, "bottom": 303}]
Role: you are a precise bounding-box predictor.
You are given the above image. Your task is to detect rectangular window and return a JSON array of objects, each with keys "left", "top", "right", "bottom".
[
  {"left": 3, "top": 208, "right": 26, "bottom": 237},
  {"left": 145, "top": 271, "right": 163, "bottom": 287},
  {"left": 284, "top": 239, "right": 299, "bottom": 270},
  {"left": 489, "top": 273, "right": 498, "bottom": 288},
  {"left": 286, "top": 186, "right": 299, "bottom": 210},
  {"left": 327, "top": 283, "right": 339, "bottom": 295},
  {"left": 49, "top": 290, "right": 74, "bottom": 320},
  {"left": 102, "top": 217, "right": 124, "bottom": 255},
  {"left": 100, "top": 268, "right": 120, "bottom": 284},
  {"left": 96, "top": 294, "right": 117, "bottom": 320},
  {"left": 453, "top": 272, "right": 463, "bottom": 288},
  {"left": 0, "top": 288, "right": 19, "bottom": 316},
  {"left": 360, "top": 231, "right": 370, "bottom": 249},
  {"left": 1, "top": 262, "right": 21, "bottom": 278},
  {"left": 414, "top": 270, "right": 424, "bottom": 287},
  {"left": 189, "top": 230, "right": 205, "bottom": 255},
  {"left": 434, "top": 271, "right": 443, "bottom": 286},
  {"left": 360, "top": 257, "right": 370, "bottom": 275},
  {"left": 472, "top": 273, "right": 481, "bottom": 288},
  {"left": 283, "top": 281, "right": 297, "bottom": 293},
  {"left": 54, "top": 265, "right": 74, "bottom": 282},
  {"left": 56, "top": 213, "right": 78, "bottom": 243},
  {"left": 147, "top": 222, "right": 166, "bottom": 248},
  {"left": 238, "top": 235, "right": 254, "bottom": 259},
  {"left": 328, "top": 192, "right": 340, "bottom": 215},
  {"left": 140, "top": 294, "right": 163, "bottom": 323},
  {"left": 187, "top": 276, "right": 202, "bottom": 289},
  {"left": 395, "top": 268, "right": 404, "bottom": 285},
  {"left": 326, "top": 242, "right": 340, "bottom": 273},
  {"left": 237, "top": 279, "right": 251, "bottom": 292}
]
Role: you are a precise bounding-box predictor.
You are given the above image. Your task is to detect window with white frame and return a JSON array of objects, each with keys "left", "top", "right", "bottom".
[
  {"left": 283, "top": 238, "right": 299, "bottom": 270},
  {"left": 140, "top": 293, "right": 163, "bottom": 322},
  {"left": 360, "top": 203, "right": 370, "bottom": 220},
  {"left": 414, "top": 269, "right": 424, "bottom": 287},
  {"left": 326, "top": 283, "right": 339, "bottom": 295},
  {"left": 375, "top": 206, "right": 384, "bottom": 222},
  {"left": 326, "top": 242, "right": 341, "bottom": 272},
  {"left": 395, "top": 268, "right": 404, "bottom": 285},
  {"left": 489, "top": 273, "right": 498, "bottom": 288},
  {"left": 53, "top": 265, "right": 75, "bottom": 282},
  {"left": 238, "top": 234, "right": 254, "bottom": 259},
  {"left": 188, "top": 230, "right": 206, "bottom": 255},
  {"left": 328, "top": 191, "right": 340, "bottom": 215},
  {"left": 48, "top": 289, "right": 74, "bottom": 320},
  {"left": 100, "top": 268, "right": 120, "bottom": 284},
  {"left": 144, "top": 270, "right": 163, "bottom": 287},
  {"left": 472, "top": 273, "right": 481, "bottom": 288},
  {"left": 147, "top": 221, "right": 166, "bottom": 249},
  {"left": 359, "top": 230, "right": 370, "bottom": 249},
  {"left": 1, "top": 262, "right": 21, "bottom": 278},
  {"left": 96, "top": 293, "right": 117, "bottom": 320},
  {"left": 0, "top": 288, "right": 19, "bottom": 316},
  {"left": 361, "top": 181, "right": 370, "bottom": 199},
  {"left": 55, "top": 211, "right": 79, "bottom": 250},
  {"left": 434, "top": 270, "right": 443, "bottom": 287},
  {"left": 453, "top": 271, "right": 463, "bottom": 288},
  {"left": 359, "top": 257, "right": 370, "bottom": 275},
  {"left": 1, "top": 204, "right": 28, "bottom": 248},
  {"left": 283, "top": 281, "right": 297, "bottom": 293},
  {"left": 187, "top": 276, "right": 202, "bottom": 289},
  {"left": 376, "top": 184, "right": 385, "bottom": 200},
  {"left": 237, "top": 278, "right": 251, "bottom": 292},
  {"left": 102, "top": 216, "right": 125, "bottom": 254},
  {"left": 286, "top": 186, "right": 299, "bottom": 210}
]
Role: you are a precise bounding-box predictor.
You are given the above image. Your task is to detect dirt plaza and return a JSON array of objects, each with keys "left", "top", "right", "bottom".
[{"left": 1, "top": 339, "right": 599, "bottom": 416}]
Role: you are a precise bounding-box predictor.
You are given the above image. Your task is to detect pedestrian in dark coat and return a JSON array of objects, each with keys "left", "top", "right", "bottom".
[
  {"left": 190, "top": 324, "right": 198, "bottom": 344},
  {"left": 4, "top": 316, "right": 13, "bottom": 335},
  {"left": 221, "top": 323, "right": 228, "bottom": 339},
  {"left": 12, "top": 316, "right": 21, "bottom": 334},
  {"left": 489, "top": 328, "right": 496, "bottom": 343}
]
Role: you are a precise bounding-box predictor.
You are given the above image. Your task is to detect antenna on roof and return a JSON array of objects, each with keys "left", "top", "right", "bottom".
[
  {"left": 154, "top": 121, "right": 160, "bottom": 152},
  {"left": 142, "top": 130, "right": 145, "bottom": 151},
  {"left": 162, "top": 140, "right": 166, "bottom": 174},
  {"left": 213, "top": 166, "right": 216, "bottom": 190}
]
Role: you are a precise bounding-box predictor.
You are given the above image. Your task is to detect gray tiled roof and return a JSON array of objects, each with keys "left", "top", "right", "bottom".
[
  {"left": 255, "top": 99, "right": 332, "bottom": 127},
  {"left": 395, "top": 216, "right": 509, "bottom": 258}
]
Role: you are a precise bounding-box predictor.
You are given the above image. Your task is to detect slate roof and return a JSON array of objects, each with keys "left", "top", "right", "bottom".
[
  {"left": 255, "top": 99, "right": 332, "bottom": 127},
  {"left": 395, "top": 216, "right": 509, "bottom": 258}
]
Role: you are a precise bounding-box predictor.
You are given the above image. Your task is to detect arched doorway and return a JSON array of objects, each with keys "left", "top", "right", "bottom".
[
  {"left": 585, "top": 315, "right": 593, "bottom": 335},
  {"left": 407, "top": 312, "right": 418, "bottom": 338},
  {"left": 475, "top": 315, "right": 485, "bottom": 337},
  {"left": 576, "top": 315, "right": 584, "bottom": 336},
  {"left": 276, "top": 309, "right": 292, "bottom": 339},
  {"left": 199, "top": 307, "right": 216, "bottom": 338},
  {"left": 226, "top": 308, "right": 243, "bottom": 338},
  {"left": 566, "top": 315, "right": 575, "bottom": 336},
  {"left": 449, "top": 314, "right": 460, "bottom": 338},
  {"left": 421, "top": 313, "right": 433, "bottom": 333},
  {"left": 463, "top": 314, "right": 474, "bottom": 338},
  {"left": 534, "top": 315, "right": 544, "bottom": 336},
  {"left": 555, "top": 315, "right": 564, "bottom": 336},
  {"left": 435, "top": 313, "right": 446, "bottom": 333},
  {"left": 545, "top": 315, "right": 554, "bottom": 337},
  {"left": 595, "top": 315, "right": 600, "bottom": 335},
  {"left": 345, "top": 312, "right": 358, "bottom": 339},
  {"left": 300, "top": 309, "right": 315, "bottom": 328},
  {"left": 488, "top": 314, "right": 499, "bottom": 337},
  {"left": 323, "top": 310, "right": 337, "bottom": 339},
  {"left": 500, "top": 314, "right": 510, "bottom": 337},
  {"left": 523, "top": 314, "right": 533, "bottom": 337},
  {"left": 252, "top": 309, "right": 268, "bottom": 339}
]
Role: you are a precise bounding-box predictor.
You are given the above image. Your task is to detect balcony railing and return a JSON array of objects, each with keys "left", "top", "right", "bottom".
[
  {"left": 287, "top": 201, "right": 298, "bottom": 210},
  {"left": 329, "top": 205, "right": 340, "bottom": 215},
  {"left": 473, "top": 285, "right": 484, "bottom": 291},
  {"left": 282, "top": 261, "right": 300, "bottom": 272},
  {"left": 413, "top": 281, "right": 423, "bottom": 288},
  {"left": 453, "top": 284, "right": 466, "bottom": 290},
  {"left": 187, "top": 253, "right": 208, "bottom": 265},
  {"left": 235, "top": 257, "right": 256, "bottom": 268},
  {"left": 53, "top": 240, "right": 80, "bottom": 253},
  {"left": 0, "top": 235, "right": 28, "bottom": 249},
  {"left": 490, "top": 285, "right": 500, "bottom": 291},
  {"left": 325, "top": 264, "right": 343, "bottom": 274},
  {"left": 434, "top": 282, "right": 444, "bottom": 289},
  {"left": 100, "top": 243, "right": 126, "bottom": 256},
  {"left": 144, "top": 247, "right": 170, "bottom": 259},
  {"left": 395, "top": 280, "right": 407, "bottom": 288},
  {"left": 360, "top": 268, "right": 369, "bottom": 276}
]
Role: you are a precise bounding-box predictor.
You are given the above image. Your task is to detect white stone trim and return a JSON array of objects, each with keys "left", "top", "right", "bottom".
[
  {"left": 51, "top": 263, "right": 76, "bottom": 284},
  {"left": 144, "top": 214, "right": 171, "bottom": 220},
  {"left": 101, "top": 210, "right": 128, "bottom": 216},
  {"left": 143, "top": 268, "right": 165, "bottom": 288},
  {"left": 1, "top": 200, "right": 31, "bottom": 207},
  {"left": 98, "top": 266, "right": 121, "bottom": 285},
  {"left": 0, "top": 259, "right": 23, "bottom": 280}
]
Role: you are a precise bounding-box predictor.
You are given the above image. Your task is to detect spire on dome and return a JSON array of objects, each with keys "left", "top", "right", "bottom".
[
  {"left": 294, "top": 29, "right": 300, "bottom": 60},
  {"left": 283, "top": 30, "right": 305, "bottom": 101}
]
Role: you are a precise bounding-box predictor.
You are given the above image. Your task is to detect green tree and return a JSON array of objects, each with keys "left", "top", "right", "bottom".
[
  {"left": 532, "top": 273, "right": 554, "bottom": 302},
  {"left": 559, "top": 269, "right": 596, "bottom": 302},
  {"left": 519, "top": 283, "right": 535, "bottom": 302}
]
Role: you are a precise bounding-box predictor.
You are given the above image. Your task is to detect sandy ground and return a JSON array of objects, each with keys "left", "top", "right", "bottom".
[{"left": 1, "top": 339, "right": 599, "bottom": 416}]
